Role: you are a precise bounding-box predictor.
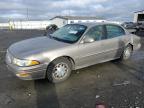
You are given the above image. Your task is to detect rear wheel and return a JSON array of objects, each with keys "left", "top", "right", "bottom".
[
  {"left": 47, "top": 57, "right": 72, "bottom": 83},
  {"left": 121, "top": 45, "right": 132, "bottom": 60}
]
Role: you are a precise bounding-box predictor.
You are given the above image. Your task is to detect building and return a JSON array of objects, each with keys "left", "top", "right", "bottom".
[
  {"left": 50, "top": 16, "right": 106, "bottom": 28},
  {"left": 0, "top": 20, "right": 51, "bottom": 30},
  {"left": 134, "top": 10, "right": 144, "bottom": 23},
  {"left": 0, "top": 23, "right": 9, "bottom": 29},
  {"left": 12, "top": 20, "right": 51, "bottom": 29}
]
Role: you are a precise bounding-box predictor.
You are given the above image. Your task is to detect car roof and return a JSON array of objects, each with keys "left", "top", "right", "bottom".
[{"left": 73, "top": 22, "right": 121, "bottom": 28}]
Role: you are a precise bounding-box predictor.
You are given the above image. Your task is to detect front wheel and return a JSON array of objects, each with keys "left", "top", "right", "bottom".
[
  {"left": 47, "top": 57, "right": 72, "bottom": 83},
  {"left": 121, "top": 45, "right": 132, "bottom": 60}
]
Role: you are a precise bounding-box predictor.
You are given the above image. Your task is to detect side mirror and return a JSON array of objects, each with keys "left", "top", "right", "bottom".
[{"left": 83, "top": 37, "right": 95, "bottom": 43}]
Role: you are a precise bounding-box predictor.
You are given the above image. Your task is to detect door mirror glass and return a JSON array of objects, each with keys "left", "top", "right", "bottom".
[{"left": 83, "top": 37, "right": 95, "bottom": 43}]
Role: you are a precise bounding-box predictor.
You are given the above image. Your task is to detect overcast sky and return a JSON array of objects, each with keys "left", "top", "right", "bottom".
[{"left": 0, "top": 0, "right": 143, "bottom": 22}]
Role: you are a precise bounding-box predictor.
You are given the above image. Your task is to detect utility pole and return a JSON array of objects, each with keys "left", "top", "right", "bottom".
[
  {"left": 68, "top": 9, "right": 70, "bottom": 16},
  {"left": 27, "top": 8, "right": 29, "bottom": 20}
]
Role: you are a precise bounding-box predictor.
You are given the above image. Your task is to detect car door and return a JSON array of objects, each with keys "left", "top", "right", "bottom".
[
  {"left": 76, "top": 25, "right": 106, "bottom": 68},
  {"left": 100, "top": 24, "right": 126, "bottom": 60}
]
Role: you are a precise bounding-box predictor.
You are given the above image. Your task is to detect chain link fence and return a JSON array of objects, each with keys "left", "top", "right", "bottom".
[{"left": 0, "top": 20, "right": 51, "bottom": 30}]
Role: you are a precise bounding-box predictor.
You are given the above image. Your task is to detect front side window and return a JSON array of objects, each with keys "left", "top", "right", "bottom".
[
  {"left": 51, "top": 24, "right": 87, "bottom": 43},
  {"left": 84, "top": 25, "right": 103, "bottom": 41},
  {"left": 106, "top": 25, "right": 125, "bottom": 39}
]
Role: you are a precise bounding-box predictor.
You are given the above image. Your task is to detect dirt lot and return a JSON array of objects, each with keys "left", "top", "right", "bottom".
[{"left": 0, "top": 30, "right": 144, "bottom": 108}]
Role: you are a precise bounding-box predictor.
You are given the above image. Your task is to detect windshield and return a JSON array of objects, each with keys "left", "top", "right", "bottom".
[{"left": 51, "top": 24, "right": 87, "bottom": 43}]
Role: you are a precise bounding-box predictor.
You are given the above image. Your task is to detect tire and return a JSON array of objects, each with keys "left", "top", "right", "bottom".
[
  {"left": 120, "top": 45, "right": 132, "bottom": 60},
  {"left": 47, "top": 57, "right": 72, "bottom": 83}
]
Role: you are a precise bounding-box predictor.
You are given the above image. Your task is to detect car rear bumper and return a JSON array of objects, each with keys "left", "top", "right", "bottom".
[{"left": 133, "top": 43, "right": 141, "bottom": 51}]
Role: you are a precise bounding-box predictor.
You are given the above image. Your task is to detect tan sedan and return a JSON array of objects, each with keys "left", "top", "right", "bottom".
[{"left": 6, "top": 23, "right": 141, "bottom": 83}]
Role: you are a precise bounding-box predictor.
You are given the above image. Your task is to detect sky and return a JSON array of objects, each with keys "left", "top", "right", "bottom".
[{"left": 0, "top": 0, "right": 143, "bottom": 22}]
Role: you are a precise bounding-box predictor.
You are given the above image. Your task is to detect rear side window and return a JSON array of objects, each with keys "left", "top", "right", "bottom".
[{"left": 106, "top": 25, "right": 125, "bottom": 39}]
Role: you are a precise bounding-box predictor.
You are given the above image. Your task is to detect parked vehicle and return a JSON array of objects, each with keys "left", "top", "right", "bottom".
[
  {"left": 121, "top": 22, "right": 138, "bottom": 34},
  {"left": 6, "top": 23, "right": 141, "bottom": 83},
  {"left": 44, "top": 24, "right": 58, "bottom": 36},
  {"left": 137, "top": 24, "right": 144, "bottom": 31},
  {"left": 121, "top": 22, "right": 137, "bottom": 29}
]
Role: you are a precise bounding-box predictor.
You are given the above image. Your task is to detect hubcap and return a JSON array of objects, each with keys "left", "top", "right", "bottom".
[
  {"left": 124, "top": 47, "right": 131, "bottom": 59},
  {"left": 52, "top": 62, "right": 69, "bottom": 79}
]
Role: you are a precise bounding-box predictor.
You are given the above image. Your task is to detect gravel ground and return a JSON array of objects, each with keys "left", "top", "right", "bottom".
[{"left": 0, "top": 29, "right": 144, "bottom": 108}]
